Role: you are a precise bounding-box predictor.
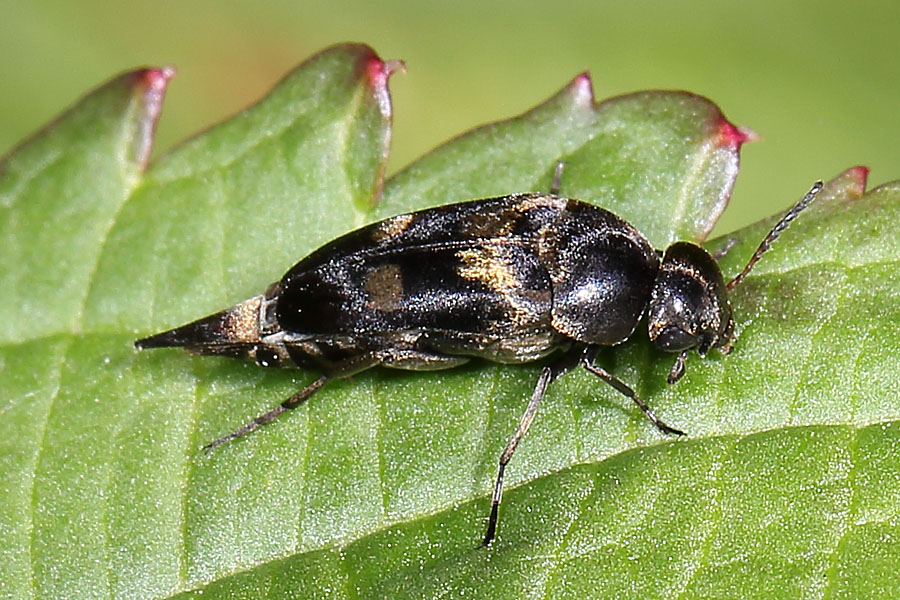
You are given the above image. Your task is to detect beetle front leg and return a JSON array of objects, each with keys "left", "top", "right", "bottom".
[
  {"left": 667, "top": 350, "right": 689, "bottom": 384},
  {"left": 581, "top": 353, "right": 685, "bottom": 437}
]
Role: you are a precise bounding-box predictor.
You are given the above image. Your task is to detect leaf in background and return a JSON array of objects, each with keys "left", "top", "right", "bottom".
[
  {"left": 1, "top": 43, "right": 897, "bottom": 600},
  {"left": 0, "top": 67, "right": 171, "bottom": 344}
]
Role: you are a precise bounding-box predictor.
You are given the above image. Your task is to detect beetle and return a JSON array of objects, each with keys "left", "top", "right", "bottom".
[{"left": 136, "top": 170, "right": 822, "bottom": 546}]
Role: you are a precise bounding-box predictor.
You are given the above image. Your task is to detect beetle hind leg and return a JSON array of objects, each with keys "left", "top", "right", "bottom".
[
  {"left": 377, "top": 348, "right": 470, "bottom": 371},
  {"left": 202, "top": 375, "right": 329, "bottom": 450},
  {"left": 202, "top": 351, "right": 385, "bottom": 450},
  {"left": 483, "top": 366, "right": 552, "bottom": 547}
]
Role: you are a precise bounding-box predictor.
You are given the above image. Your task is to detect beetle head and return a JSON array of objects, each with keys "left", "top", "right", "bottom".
[
  {"left": 647, "top": 242, "right": 734, "bottom": 382},
  {"left": 646, "top": 181, "right": 823, "bottom": 384}
]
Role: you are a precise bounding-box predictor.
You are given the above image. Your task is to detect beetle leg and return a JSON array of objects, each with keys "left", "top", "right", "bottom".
[
  {"left": 580, "top": 355, "right": 685, "bottom": 437},
  {"left": 667, "top": 350, "right": 689, "bottom": 384},
  {"left": 550, "top": 160, "right": 566, "bottom": 195},
  {"left": 483, "top": 345, "right": 584, "bottom": 546},
  {"left": 202, "top": 375, "right": 329, "bottom": 451},
  {"left": 376, "top": 348, "right": 470, "bottom": 371},
  {"left": 483, "top": 365, "right": 552, "bottom": 547},
  {"left": 203, "top": 352, "right": 384, "bottom": 451}
]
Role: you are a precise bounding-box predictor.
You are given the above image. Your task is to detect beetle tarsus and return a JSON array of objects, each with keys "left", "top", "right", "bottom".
[
  {"left": 482, "top": 463, "right": 505, "bottom": 547},
  {"left": 203, "top": 407, "right": 283, "bottom": 451}
]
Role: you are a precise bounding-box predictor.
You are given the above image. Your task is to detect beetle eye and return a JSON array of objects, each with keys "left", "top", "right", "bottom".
[{"left": 654, "top": 325, "right": 697, "bottom": 352}]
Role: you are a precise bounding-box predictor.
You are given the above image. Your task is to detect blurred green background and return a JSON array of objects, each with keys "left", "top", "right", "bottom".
[{"left": 2, "top": 0, "right": 897, "bottom": 233}]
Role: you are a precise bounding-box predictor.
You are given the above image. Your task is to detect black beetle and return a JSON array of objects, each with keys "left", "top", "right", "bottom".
[{"left": 136, "top": 173, "right": 822, "bottom": 546}]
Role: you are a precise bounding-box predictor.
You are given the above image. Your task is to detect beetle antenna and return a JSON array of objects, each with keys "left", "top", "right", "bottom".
[{"left": 726, "top": 180, "right": 823, "bottom": 291}]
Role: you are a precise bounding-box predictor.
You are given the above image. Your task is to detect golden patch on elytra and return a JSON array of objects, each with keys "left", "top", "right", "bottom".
[
  {"left": 457, "top": 245, "right": 521, "bottom": 293},
  {"left": 514, "top": 194, "right": 566, "bottom": 213},
  {"left": 364, "top": 263, "right": 404, "bottom": 311},
  {"left": 372, "top": 213, "right": 414, "bottom": 242},
  {"left": 462, "top": 209, "right": 516, "bottom": 238},
  {"left": 222, "top": 295, "right": 263, "bottom": 342}
]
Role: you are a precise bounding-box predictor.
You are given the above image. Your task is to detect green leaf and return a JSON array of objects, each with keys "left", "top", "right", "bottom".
[{"left": 1, "top": 44, "right": 897, "bottom": 600}]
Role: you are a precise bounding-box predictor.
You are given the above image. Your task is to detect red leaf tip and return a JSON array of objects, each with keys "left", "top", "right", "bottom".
[
  {"left": 361, "top": 52, "right": 404, "bottom": 205},
  {"left": 132, "top": 66, "right": 175, "bottom": 170},
  {"left": 142, "top": 66, "right": 176, "bottom": 91},
  {"left": 716, "top": 120, "right": 757, "bottom": 148},
  {"left": 382, "top": 59, "right": 407, "bottom": 78},
  {"left": 365, "top": 56, "right": 405, "bottom": 119},
  {"left": 568, "top": 72, "right": 596, "bottom": 108},
  {"left": 838, "top": 165, "right": 869, "bottom": 199},
  {"left": 847, "top": 165, "right": 870, "bottom": 186}
]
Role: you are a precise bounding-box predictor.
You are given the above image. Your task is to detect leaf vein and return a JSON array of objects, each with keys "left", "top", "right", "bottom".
[
  {"left": 671, "top": 136, "right": 715, "bottom": 243},
  {"left": 178, "top": 361, "right": 203, "bottom": 588},
  {"left": 787, "top": 276, "right": 846, "bottom": 426},
  {"left": 822, "top": 426, "right": 860, "bottom": 599},
  {"left": 373, "top": 377, "right": 388, "bottom": 526},
  {"left": 0, "top": 148, "right": 64, "bottom": 210},
  {"left": 670, "top": 438, "right": 739, "bottom": 600},
  {"left": 539, "top": 471, "right": 597, "bottom": 598},
  {"left": 26, "top": 337, "right": 71, "bottom": 600}
]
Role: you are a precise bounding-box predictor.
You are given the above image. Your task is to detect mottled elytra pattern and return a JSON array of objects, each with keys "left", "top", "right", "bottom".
[{"left": 137, "top": 182, "right": 822, "bottom": 546}]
